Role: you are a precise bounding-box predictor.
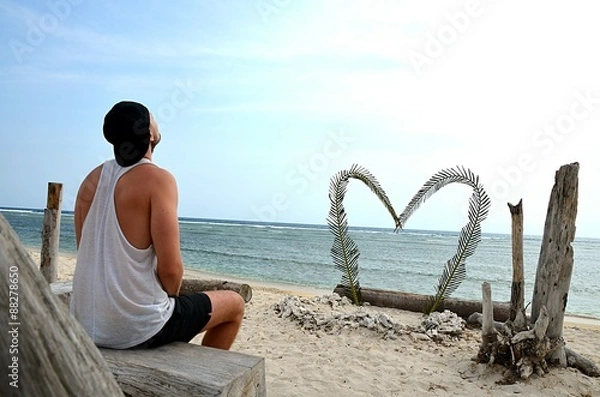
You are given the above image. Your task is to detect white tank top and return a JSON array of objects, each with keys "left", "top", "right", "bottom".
[{"left": 70, "top": 159, "right": 174, "bottom": 349}]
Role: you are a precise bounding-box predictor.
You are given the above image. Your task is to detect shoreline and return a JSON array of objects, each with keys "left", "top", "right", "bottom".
[
  {"left": 27, "top": 247, "right": 600, "bottom": 328},
  {"left": 183, "top": 267, "right": 334, "bottom": 297},
  {"left": 186, "top": 266, "right": 600, "bottom": 329}
]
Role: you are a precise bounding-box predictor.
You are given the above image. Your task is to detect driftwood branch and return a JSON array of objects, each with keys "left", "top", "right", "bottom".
[
  {"left": 508, "top": 199, "right": 527, "bottom": 331},
  {"left": 512, "top": 306, "right": 549, "bottom": 344},
  {"left": 565, "top": 347, "right": 600, "bottom": 377}
]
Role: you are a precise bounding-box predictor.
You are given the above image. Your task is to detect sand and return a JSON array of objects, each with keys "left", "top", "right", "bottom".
[{"left": 31, "top": 250, "right": 600, "bottom": 396}]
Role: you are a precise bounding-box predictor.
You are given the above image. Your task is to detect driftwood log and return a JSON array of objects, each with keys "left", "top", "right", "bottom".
[
  {"left": 51, "top": 278, "right": 253, "bottom": 308},
  {"left": 180, "top": 278, "right": 253, "bottom": 303},
  {"left": 333, "top": 284, "right": 510, "bottom": 321},
  {"left": 474, "top": 163, "right": 599, "bottom": 380},
  {"left": 0, "top": 213, "right": 123, "bottom": 397}
]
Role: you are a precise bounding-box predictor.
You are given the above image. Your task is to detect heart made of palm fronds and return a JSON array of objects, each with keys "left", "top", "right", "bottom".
[{"left": 327, "top": 164, "right": 491, "bottom": 314}]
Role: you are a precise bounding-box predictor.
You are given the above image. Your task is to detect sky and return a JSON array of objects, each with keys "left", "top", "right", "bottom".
[{"left": 1, "top": 1, "right": 600, "bottom": 238}]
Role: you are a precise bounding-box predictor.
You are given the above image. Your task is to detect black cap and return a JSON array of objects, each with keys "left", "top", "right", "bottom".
[{"left": 103, "top": 101, "right": 151, "bottom": 167}]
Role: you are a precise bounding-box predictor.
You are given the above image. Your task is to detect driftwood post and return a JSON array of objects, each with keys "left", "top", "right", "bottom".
[
  {"left": 40, "top": 182, "right": 63, "bottom": 283},
  {"left": 477, "top": 282, "right": 497, "bottom": 364},
  {"left": 0, "top": 213, "right": 123, "bottom": 396},
  {"left": 472, "top": 163, "right": 599, "bottom": 380},
  {"left": 508, "top": 199, "right": 526, "bottom": 330},
  {"left": 531, "top": 162, "right": 578, "bottom": 366}
]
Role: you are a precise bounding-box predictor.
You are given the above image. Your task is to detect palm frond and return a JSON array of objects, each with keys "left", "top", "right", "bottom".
[
  {"left": 327, "top": 164, "right": 400, "bottom": 304},
  {"left": 346, "top": 164, "right": 402, "bottom": 230},
  {"left": 410, "top": 170, "right": 491, "bottom": 314},
  {"left": 398, "top": 166, "right": 479, "bottom": 227}
]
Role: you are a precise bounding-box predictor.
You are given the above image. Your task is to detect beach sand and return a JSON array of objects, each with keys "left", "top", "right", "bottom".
[{"left": 30, "top": 250, "right": 600, "bottom": 396}]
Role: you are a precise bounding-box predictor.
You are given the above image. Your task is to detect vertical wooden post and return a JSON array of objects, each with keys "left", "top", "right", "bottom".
[
  {"left": 508, "top": 199, "right": 526, "bottom": 330},
  {"left": 479, "top": 282, "right": 496, "bottom": 363},
  {"left": 481, "top": 282, "right": 495, "bottom": 339},
  {"left": 531, "top": 163, "right": 579, "bottom": 366},
  {"left": 40, "top": 182, "right": 63, "bottom": 283}
]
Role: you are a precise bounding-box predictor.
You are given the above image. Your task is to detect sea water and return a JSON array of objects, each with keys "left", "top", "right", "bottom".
[{"left": 2, "top": 208, "right": 599, "bottom": 319}]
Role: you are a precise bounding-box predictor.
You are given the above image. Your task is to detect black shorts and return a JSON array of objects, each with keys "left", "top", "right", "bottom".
[{"left": 136, "top": 292, "right": 212, "bottom": 349}]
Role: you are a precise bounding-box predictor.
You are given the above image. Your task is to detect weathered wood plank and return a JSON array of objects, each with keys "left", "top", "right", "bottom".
[
  {"left": 101, "top": 342, "right": 266, "bottom": 397},
  {"left": 0, "top": 213, "right": 123, "bottom": 397}
]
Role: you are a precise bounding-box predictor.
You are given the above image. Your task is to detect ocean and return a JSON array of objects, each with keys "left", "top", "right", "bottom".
[{"left": 2, "top": 207, "right": 599, "bottom": 319}]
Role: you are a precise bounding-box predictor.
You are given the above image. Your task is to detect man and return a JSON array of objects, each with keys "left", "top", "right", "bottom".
[{"left": 70, "top": 101, "right": 244, "bottom": 350}]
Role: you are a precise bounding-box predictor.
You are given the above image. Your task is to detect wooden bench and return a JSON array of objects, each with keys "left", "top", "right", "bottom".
[
  {"left": 51, "top": 281, "right": 266, "bottom": 397},
  {"left": 101, "top": 343, "right": 265, "bottom": 397}
]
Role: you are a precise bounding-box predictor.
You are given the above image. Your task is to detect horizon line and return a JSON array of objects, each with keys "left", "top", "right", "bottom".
[{"left": 0, "top": 205, "right": 555, "bottom": 239}]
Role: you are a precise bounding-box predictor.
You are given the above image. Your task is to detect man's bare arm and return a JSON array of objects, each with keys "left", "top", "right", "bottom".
[
  {"left": 74, "top": 165, "right": 102, "bottom": 248},
  {"left": 150, "top": 169, "right": 184, "bottom": 296}
]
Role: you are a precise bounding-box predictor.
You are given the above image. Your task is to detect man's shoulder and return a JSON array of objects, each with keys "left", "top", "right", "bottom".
[
  {"left": 131, "top": 163, "right": 177, "bottom": 187},
  {"left": 86, "top": 164, "right": 104, "bottom": 180},
  {"left": 135, "top": 163, "right": 173, "bottom": 177},
  {"left": 78, "top": 164, "right": 104, "bottom": 194}
]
